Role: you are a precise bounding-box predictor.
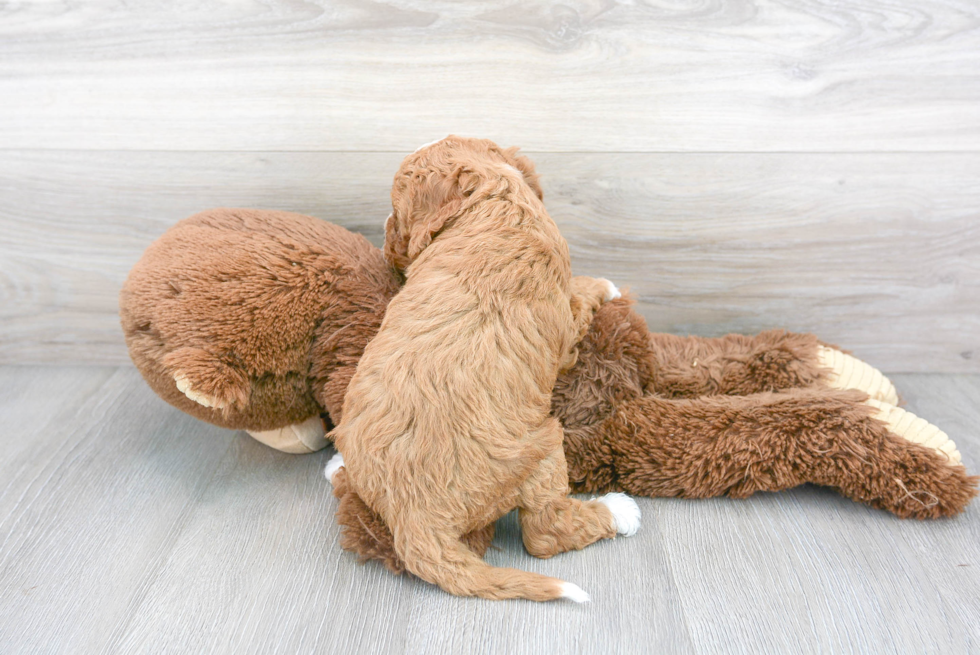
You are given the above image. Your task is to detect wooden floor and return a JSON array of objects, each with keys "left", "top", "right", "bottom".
[{"left": 0, "top": 366, "right": 977, "bottom": 654}]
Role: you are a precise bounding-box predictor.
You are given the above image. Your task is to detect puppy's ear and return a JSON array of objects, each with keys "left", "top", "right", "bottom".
[
  {"left": 502, "top": 147, "right": 543, "bottom": 200},
  {"left": 406, "top": 166, "right": 479, "bottom": 261}
]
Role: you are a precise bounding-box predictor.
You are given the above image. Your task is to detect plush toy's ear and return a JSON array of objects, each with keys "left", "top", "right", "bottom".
[{"left": 502, "top": 146, "right": 543, "bottom": 200}]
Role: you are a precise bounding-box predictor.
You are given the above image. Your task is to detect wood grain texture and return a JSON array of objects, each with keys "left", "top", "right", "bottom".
[
  {"left": 0, "top": 367, "right": 977, "bottom": 654},
  {"left": 2, "top": 150, "right": 977, "bottom": 371},
  {"left": 0, "top": 1, "right": 978, "bottom": 152},
  {"left": 0, "top": 367, "right": 235, "bottom": 653}
]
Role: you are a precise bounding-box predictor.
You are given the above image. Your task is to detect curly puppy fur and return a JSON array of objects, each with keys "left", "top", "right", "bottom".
[
  {"left": 120, "top": 208, "right": 400, "bottom": 431},
  {"left": 331, "top": 136, "right": 624, "bottom": 602}
]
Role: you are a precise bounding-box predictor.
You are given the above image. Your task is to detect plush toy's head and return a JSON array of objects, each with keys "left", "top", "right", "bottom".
[{"left": 384, "top": 135, "right": 543, "bottom": 270}]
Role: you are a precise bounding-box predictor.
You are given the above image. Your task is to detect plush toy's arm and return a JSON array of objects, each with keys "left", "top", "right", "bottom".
[
  {"left": 564, "top": 388, "right": 977, "bottom": 519},
  {"left": 309, "top": 304, "right": 391, "bottom": 425}
]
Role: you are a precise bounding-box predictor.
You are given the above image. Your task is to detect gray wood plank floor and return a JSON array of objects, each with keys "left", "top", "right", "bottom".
[{"left": 1, "top": 367, "right": 977, "bottom": 654}]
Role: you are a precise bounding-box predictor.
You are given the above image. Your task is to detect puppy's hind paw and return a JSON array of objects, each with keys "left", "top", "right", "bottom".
[
  {"left": 597, "top": 493, "right": 641, "bottom": 537},
  {"left": 598, "top": 278, "right": 621, "bottom": 302},
  {"left": 324, "top": 451, "right": 345, "bottom": 485}
]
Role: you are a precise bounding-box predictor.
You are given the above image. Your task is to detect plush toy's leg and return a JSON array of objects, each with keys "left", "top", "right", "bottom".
[
  {"left": 647, "top": 330, "right": 827, "bottom": 397},
  {"left": 246, "top": 415, "right": 328, "bottom": 454},
  {"left": 326, "top": 455, "right": 495, "bottom": 572},
  {"left": 577, "top": 389, "right": 977, "bottom": 519},
  {"left": 864, "top": 399, "right": 961, "bottom": 464},
  {"left": 817, "top": 346, "right": 899, "bottom": 405},
  {"left": 646, "top": 331, "right": 898, "bottom": 403},
  {"left": 821, "top": 399, "right": 975, "bottom": 517}
]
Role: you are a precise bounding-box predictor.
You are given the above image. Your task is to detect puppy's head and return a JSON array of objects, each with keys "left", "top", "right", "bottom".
[{"left": 384, "top": 135, "right": 543, "bottom": 270}]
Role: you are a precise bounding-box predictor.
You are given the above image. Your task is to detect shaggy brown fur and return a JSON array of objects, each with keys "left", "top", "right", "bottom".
[
  {"left": 553, "top": 298, "right": 978, "bottom": 519},
  {"left": 331, "top": 137, "right": 624, "bottom": 601},
  {"left": 121, "top": 170, "right": 977, "bottom": 579}
]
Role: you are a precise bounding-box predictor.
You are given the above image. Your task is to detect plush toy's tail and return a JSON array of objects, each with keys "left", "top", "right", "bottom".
[{"left": 394, "top": 523, "right": 588, "bottom": 602}]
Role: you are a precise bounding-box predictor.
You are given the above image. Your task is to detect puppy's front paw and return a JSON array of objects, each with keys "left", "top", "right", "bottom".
[
  {"left": 174, "top": 371, "right": 228, "bottom": 409},
  {"left": 597, "top": 278, "right": 621, "bottom": 302},
  {"left": 324, "top": 451, "right": 346, "bottom": 485},
  {"left": 597, "top": 493, "right": 641, "bottom": 536}
]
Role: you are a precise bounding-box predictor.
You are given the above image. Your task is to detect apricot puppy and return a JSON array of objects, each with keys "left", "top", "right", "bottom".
[{"left": 331, "top": 136, "right": 640, "bottom": 602}]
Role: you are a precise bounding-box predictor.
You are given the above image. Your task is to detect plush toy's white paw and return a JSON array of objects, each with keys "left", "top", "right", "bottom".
[
  {"left": 174, "top": 372, "right": 227, "bottom": 409},
  {"left": 865, "top": 399, "right": 962, "bottom": 465},
  {"left": 598, "top": 278, "right": 621, "bottom": 302},
  {"left": 597, "top": 493, "right": 641, "bottom": 537},
  {"left": 560, "top": 582, "right": 591, "bottom": 603},
  {"left": 818, "top": 347, "right": 899, "bottom": 405},
  {"left": 324, "top": 451, "right": 345, "bottom": 485}
]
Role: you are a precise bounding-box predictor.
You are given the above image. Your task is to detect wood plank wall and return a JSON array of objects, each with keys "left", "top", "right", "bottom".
[{"left": 1, "top": 1, "right": 978, "bottom": 371}]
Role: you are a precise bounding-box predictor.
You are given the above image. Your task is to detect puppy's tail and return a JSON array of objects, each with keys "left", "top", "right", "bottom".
[{"left": 395, "top": 525, "right": 588, "bottom": 603}]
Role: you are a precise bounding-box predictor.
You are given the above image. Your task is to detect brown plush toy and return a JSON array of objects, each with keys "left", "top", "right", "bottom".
[
  {"left": 121, "top": 208, "right": 400, "bottom": 453},
  {"left": 122, "top": 208, "right": 977, "bottom": 575}
]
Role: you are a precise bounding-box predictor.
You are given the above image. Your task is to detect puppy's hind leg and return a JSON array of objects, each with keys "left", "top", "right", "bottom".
[{"left": 518, "top": 420, "right": 640, "bottom": 559}]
